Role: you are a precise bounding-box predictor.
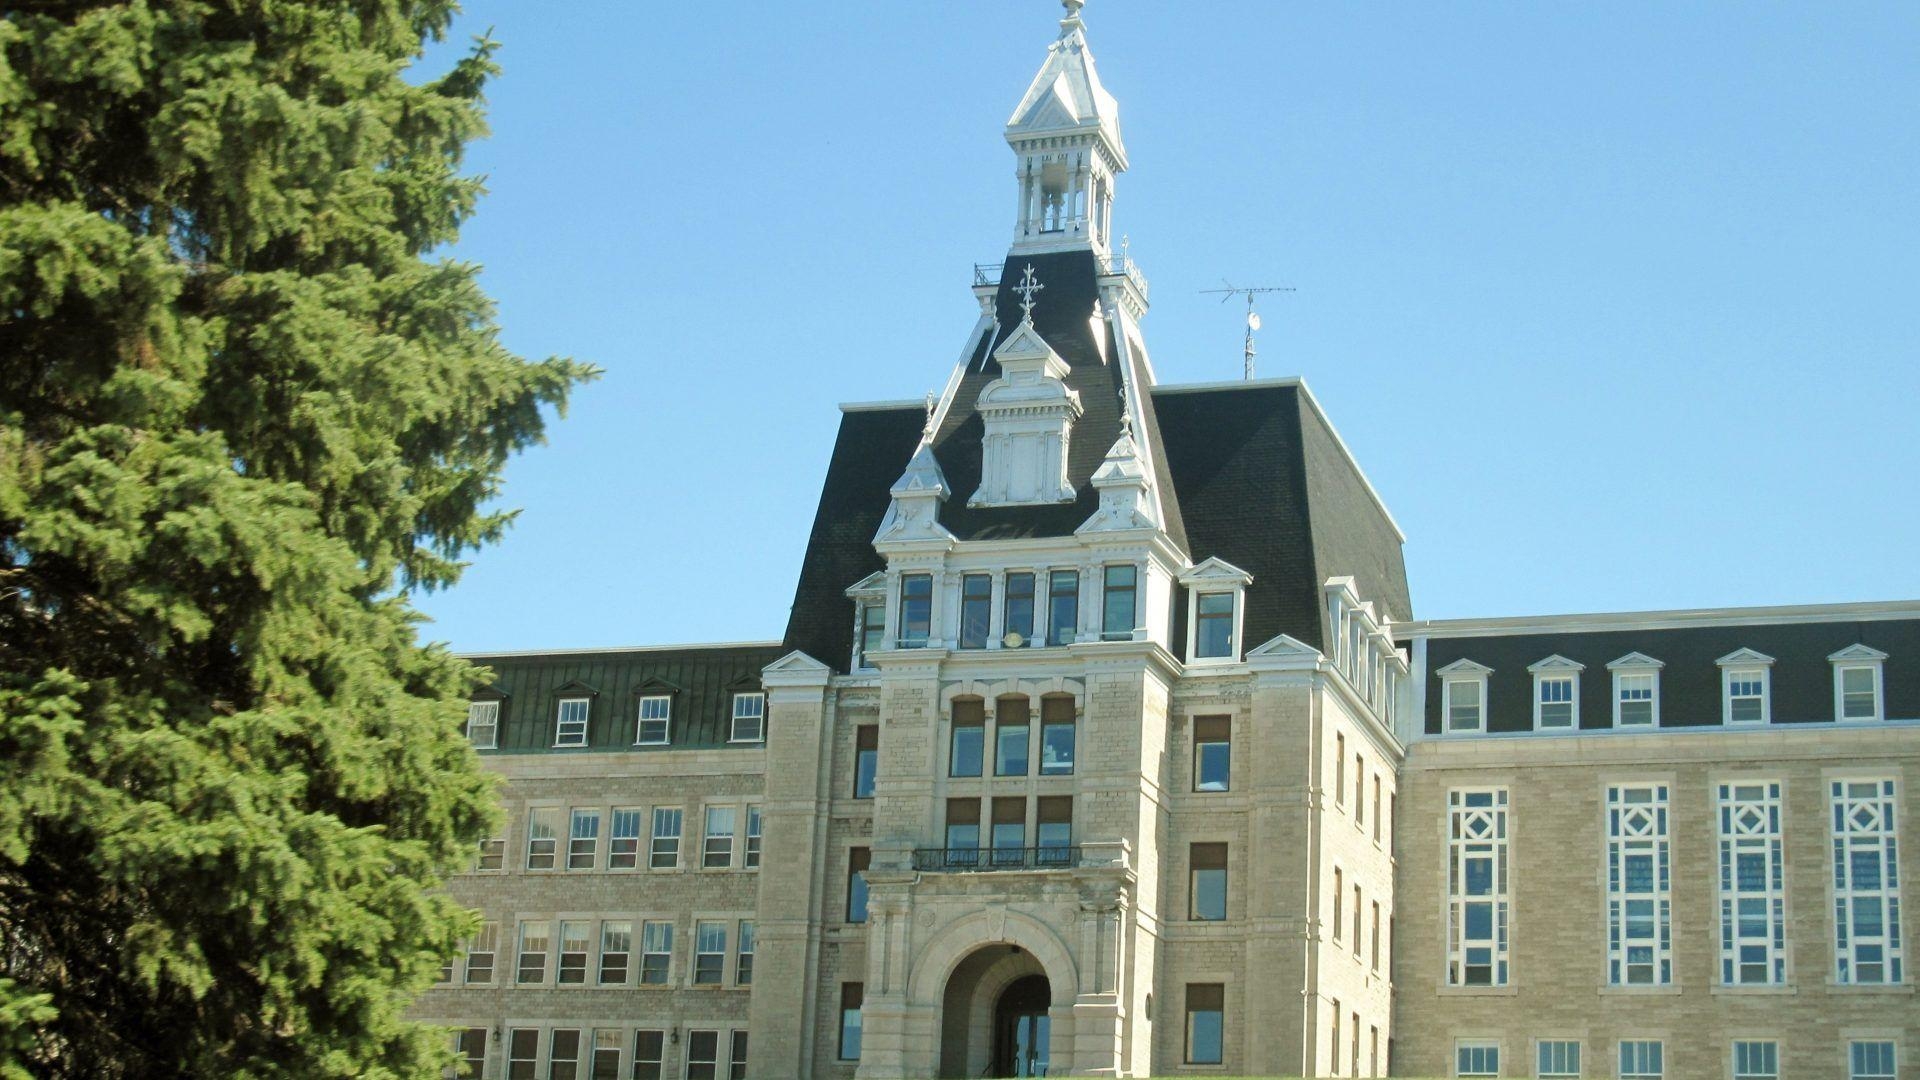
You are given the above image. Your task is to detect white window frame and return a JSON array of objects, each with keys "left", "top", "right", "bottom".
[
  {"left": 1528, "top": 655, "right": 1583, "bottom": 731},
  {"left": 1454, "top": 1039, "right": 1500, "bottom": 1078},
  {"left": 465, "top": 700, "right": 499, "bottom": 748},
  {"left": 567, "top": 807, "right": 600, "bottom": 871},
  {"left": 1446, "top": 787, "right": 1510, "bottom": 987},
  {"left": 730, "top": 691, "right": 766, "bottom": 743},
  {"left": 1607, "top": 653, "right": 1663, "bottom": 728},
  {"left": 554, "top": 695, "right": 591, "bottom": 747},
  {"left": 636, "top": 693, "right": 672, "bottom": 745},
  {"left": 1181, "top": 557, "right": 1253, "bottom": 665},
  {"left": 1732, "top": 1039, "right": 1779, "bottom": 1080},
  {"left": 1829, "top": 645, "right": 1888, "bottom": 722},
  {"left": 1536, "top": 1038, "right": 1581, "bottom": 1079},
  {"left": 1849, "top": 1040, "right": 1898, "bottom": 1079},
  {"left": 1831, "top": 777, "right": 1903, "bottom": 985},
  {"left": 703, "top": 805, "right": 736, "bottom": 869},
  {"left": 650, "top": 807, "right": 682, "bottom": 870},
  {"left": 1717, "top": 780, "right": 1787, "bottom": 986},
  {"left": 609, "top": 806, "right": 643, "bottom": 870},
  {"left": 693, "top": 919, "right": 728, "bottom": 986},
  {"left": 639, "top": 920, "right": 673, "bottom": 985},
  {"left": 598, "top": 920, "right": 632, "bottom": 985},
  {"left": 525, "top": 806, "right": 559, "bottom": 870},
  {"left": 1618, "top": 1039, "right": 1663, "bottom": 1079},
  {"left": 1438, "top": 659, "right": 1492, "bottom": 735},
  {"left": 1716, "top": 649, "right": 1775, "bottom": 725},
  {"left": 1606, "top": 783, "right": 1672, "bottom": 987}
]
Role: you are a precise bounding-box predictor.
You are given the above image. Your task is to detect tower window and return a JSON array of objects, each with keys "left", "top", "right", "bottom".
[
  {"left": 959, "top": 573, "right": 992, "bottom": 649},
  {"left": 1101, "top": 564, "right": 1137, "bottom": 640},
  {"left": 898, "top": 573, "right": 932, "bottom": 647},
  {"left": 1194, "top": 592, "right": 1235, "bottom": 658}
]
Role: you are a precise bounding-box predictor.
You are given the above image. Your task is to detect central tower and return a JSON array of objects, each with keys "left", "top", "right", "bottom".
[{"left": 1005, "top": 0, "right": 1127, "bottom": 255}]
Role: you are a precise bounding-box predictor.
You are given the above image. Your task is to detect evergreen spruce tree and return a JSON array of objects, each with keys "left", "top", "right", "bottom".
[{"left": 0, "top": 3, "right": 592, "bottom": 1075}]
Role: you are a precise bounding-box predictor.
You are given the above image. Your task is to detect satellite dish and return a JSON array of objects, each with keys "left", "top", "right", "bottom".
[
  {"left": 1003, "top": 631, "right": 1025, "bottom": 649},
  {"left": 1247, "top": 312, "right": 1262, "bottom": 331}
]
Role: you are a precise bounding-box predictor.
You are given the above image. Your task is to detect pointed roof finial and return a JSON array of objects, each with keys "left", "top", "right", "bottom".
[
  {"left": 1013, "top": 264, "right": 1045, "bottom": 323},
  {"left": 1062, "top": 0, "right": 1085, "bottom": 24}
]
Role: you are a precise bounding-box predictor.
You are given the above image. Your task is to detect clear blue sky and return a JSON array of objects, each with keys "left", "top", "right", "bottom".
[{"left": 412, "top": 1, "right": 1920, "bottom": 653}]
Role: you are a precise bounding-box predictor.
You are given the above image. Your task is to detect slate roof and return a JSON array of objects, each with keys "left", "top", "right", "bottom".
[
  {"left": 462, "top": 642, "right": 786, "bottom": 752},
  {"left": 1412, "top": 615, "right": 1920, "bottom": 735}
]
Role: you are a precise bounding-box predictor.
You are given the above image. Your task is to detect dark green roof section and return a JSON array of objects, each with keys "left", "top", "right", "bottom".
[{"left": 462, "top": 642, "right": 787, "bottom": 753}]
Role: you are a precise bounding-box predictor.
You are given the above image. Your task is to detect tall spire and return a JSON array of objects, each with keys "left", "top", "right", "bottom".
[{"left": 1005, "top": 0, "right": 1126, "bottom": 254}]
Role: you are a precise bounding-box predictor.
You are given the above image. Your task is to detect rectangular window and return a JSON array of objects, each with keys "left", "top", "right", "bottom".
[
  {"left": 454, "top": 1027, "right": 488, "bottom": 1080},
  {"left": 858, "top": 602, "right": 886, "bottom": 666},
  {"left": 1195, "top": 591, "right": 1235, "bottom": 658},
  {"left": 554, "top": 697, "right": 590, "bottom": 747},
  {"left": 1035, "top": 795, "right": 1073, "bottom": 866},
  {"left": 1336, "top": 733, "right": 1346, "bottom": 804},
  {"left": 1194, "top": 716, "right": 1231, "bottom": 792},
  {"left": 1370, "top": 901, "right": 1381, "bottom": 970},
  {"left": 1353, "top": 883, "right": 1363, "bottom": 956},
  {"left": 685, "top": 1031, "right": 718, "bottom": 1080},
  {"left": 636, "top": 694, "right": 671, "bottom": 744},
  {"left": 650, "top": 808, "right": 682, "bottom": 869},
  {"left": 466, "top": 700, "right": 499, "bottom": 748},
  {"left": 508, "top": 1029, "right": 540, "bottom": 1080},
  {"left": 1718, "top": 782, "right": 1786, "bottom": 985},
  {"left": 846, "top": 847, "right": 871, "bottom": 923},
  {"left": 995, "top": 696, "right": 1031, "bottom": 776},
  {"left": 1372, "top": 776, "right": 1383, "bottom": 843},
  {"left": 567, "top": 809, "right": 599, "bottom": 871},
  {"left": 1355, "top": 756, "right": 1367, "bottom": 826},
  {"left": 1607, "top": 784, "right": 1673, "bottom": 986},
  {"left": 898, "top": 573, "right": 932, "bottom": 647},
  {"left": 950, "top": 698, "right": 985, "bottom": 777},
  {"left": 526, "top": 807, "right": 559, "bottom": 870},
  {"left": 1447, "top": 788, "right": 1510, "bottom": 986},
  {"left": 547, "top": 1028, "right": 581, "bottom": 1080},
  {"left": 1047, "top": 569, "right": 1079, "bottom": 646},
  {"left": 991, "top": 796, "right": 1026, "bottom": 866},
  {"left": 1732, "top": 1041, "right": 1777, "bottom": 1080},
  {"left": 1102, "top": 564, "right": 1137, "bottom": 639},
  {"left": 1444, "top": 679, "right": 1483, "bottom": 733},
  {"left": 1329, "top": 1001, "right": 1341, "bottom": 1075},
  {"left": 839, "top": 983, "right": 864, "bottom": 1060},
  {"left": 745, "top": 804, "right": 762, "bottom": 869},
  {"left": 729, "top": 1031, "right": 748, "bottom": 1080},
  {"left": 465, "top": 922, "right": 498, "bottom": 984},
  {"left": 1004, "top": 571, "right": 1035, "bottom": 646},
  {"left": 557, "top": 920, "right": 590, "bottom": 984},
  {"left": 1537, "top": 1039, "right": 1580, "bottom": 1079},
  {"left": 632, "top": 1031, "right": 665, "bottom": 1080},
  {"left": 1333, "top": 866, "right": 1343, "bottom": 943},
  {"left": 1833, "top": 778, "right": 1903, "bottom": 985},
  {"left": 853, "top": 725, "right": 879, "bottom": 798},
  {"left": 1185, "top": 983, "right": 1224, "bottom": 1065},
  {"left": 590, "top": 1029, "right": 620, "bottom": 1080},
  {"left": 730, "top": 692, "right": 765, "bottom": 742},
  {"left": 945, "top": 798, "right": 981, "bottom": 866},
  {"left": 609, "top": 807, "right": 642, "bottom": 869},
  {"left": 1619, "top": 1040, "right": 1663, "bottom": 1079},
  {"left": 639, "top": 920, "right": 672, "bottom": 985},
  {"left": 736, "top": 920, "right": 755, "bottom": 985},
  {"left": 1190, "top": 842, "right": 1227, "bottom": 921},
  {"left": 1616, "top": 671, "right": 1657, "bottom": 726},
  {"left": 1850, "top": 1041, "right": 1897, "bottom": 1079},
  {"left": 516, "top": 920, "right": 549, "bottom": 984},
  {"left": 1536, "top": 675, "right": 1575, "bottom": 729},
  {"left": 476, "top": 834, "right": 505, "bottom": 872},
  {"left": 1455, "top": 1042, "right": 1499, "bottom": 1079},
  {"left": 598, "top": 920, "right": 631, "bottom": 985},
  {"left": 1039, "top": 696, "right": 1075, "bottom": 775},
  {"left": 1725, "top": 669, "right": 1769, "bottom": 724},
  {"left": 703, "top": 805, "right": 736, "bottom": 868},
  {"left": 1839, "top": 664, "right": 1882, "bottom": 720},
  {"left": 693, "top": 920, "right": 726, "bottom": 985},
  {"left": 959, "top": 573, "right": 992, "bottom": 649}
]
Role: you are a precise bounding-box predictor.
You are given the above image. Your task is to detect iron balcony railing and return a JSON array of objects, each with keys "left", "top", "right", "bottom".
[
  {"left": 912, "top": 846, "right": 1080, "bottom": 872},
  {"left": 973, "top": 263, "right": 1002, "bottom": 288},
  {"left": 973, "top": 257, "right": 1150, "bottom": 302}
]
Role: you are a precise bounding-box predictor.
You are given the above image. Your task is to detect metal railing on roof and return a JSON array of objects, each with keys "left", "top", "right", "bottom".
[{"left": 912, "top": 845, "right": 1080, "bottom": 872}]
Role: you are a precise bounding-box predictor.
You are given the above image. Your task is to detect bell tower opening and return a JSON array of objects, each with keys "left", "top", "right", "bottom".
[{"left": 1005, "top": 0, "right": 1128, "bottom": 256}]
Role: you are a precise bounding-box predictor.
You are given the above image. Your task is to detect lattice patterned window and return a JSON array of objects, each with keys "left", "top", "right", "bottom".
[
  {"left": 1832, "top": 778, "right": 1903, "bottom": 985},
  {"left": 1447, "top": 788, "right": 1509, "bottom": 986},
  {"left": 1607, "top": 784, "right": 1672, "bottom": 986},
  {"left": 1718, "top": 782, "right": 1786, "bottom": 985}
]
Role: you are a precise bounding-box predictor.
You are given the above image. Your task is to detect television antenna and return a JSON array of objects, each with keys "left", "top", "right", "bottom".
[{"left": 1199, "top": 280, "right": 1295, "bottom": 380}]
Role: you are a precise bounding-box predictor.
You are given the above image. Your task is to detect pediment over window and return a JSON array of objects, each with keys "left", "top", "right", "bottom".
[
  {"left": 1436, "top": 658, "right": 1493, "bottom": 677},
  {"left": 632, "top": 677, "right": 682, "bottom": 697},
  {"left": 1179, "top": 556, "right": 1253, "bottom": 587},
  {"left": 1828, "top": 644, "right": 1888, "bottom": 663},
  {"left": 1246, "top": 633, "right": 1320, "bottom": 663},
  {"left": 844, "top": 571, "right": 888, "bottom": 599},
  {"left": 1606, "top": 652, "right": 1665, "bottom": 671},
  {"left": 469, "top": 684, "right": 509, "bottom": 703},
  {"left": 1716, "top": 648, "right": 1775, "bottom": 668},
  {"left": 1527, "top": 654, "right": 1586, "bottom": 674},
  {"left": 551, "top": 680, "right": 599, "bottom": 698}
]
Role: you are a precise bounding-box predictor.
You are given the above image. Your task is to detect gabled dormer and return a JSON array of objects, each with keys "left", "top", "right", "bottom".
[
  {"left": 969, "top": 266, "right": 1082, "bottom": 507},
  {"left": 874, "top": 440, "right": 957, "bottom": 546}
]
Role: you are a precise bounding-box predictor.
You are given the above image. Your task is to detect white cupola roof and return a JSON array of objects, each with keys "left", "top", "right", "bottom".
[{"left": 1006, "top": 0, "right": 1127, "bottom": 168}]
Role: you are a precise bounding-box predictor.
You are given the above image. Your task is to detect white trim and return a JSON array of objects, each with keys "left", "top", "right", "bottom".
[
  {"left": 728, "top": 691, "right": 768, "bottom": 743},
  {"left": 1717, "top": 652, "right": 1774, "bottom": 725},
  {"left": 1528, "top": 656, "right": 1583, "bottom": 731},
  {"left": 1183, "top": 560, "right": 1250, "bottom": 665},
  {"left": 634, "top": 694, "right": 672, "bottom": 746},
  {"left": 1607, "top": 654, "right": 1664, "bottom": 729},
  {"left": 1402, "top": 599, "right": 1920, "bottom": 638},
  {"left": 1438, "top": 660, "right": 1491, "bottom": 735},
  {"left": 458, "top": 639, "right": 781, "bottom": 660},
  {"left": 1716, "top": 780, "right": 1788, "bottom": 987},
  {"left": 1830, "top": 647, "right": 1888, "bottom": 723},
  {"left": 553, "top": 696, "right": 591, "bottom": 748},
  {"left": 465, "top": 699, "right": 500, "bottom": 749}
]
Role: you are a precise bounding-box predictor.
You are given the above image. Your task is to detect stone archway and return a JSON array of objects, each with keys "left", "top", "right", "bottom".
[{"left": 908, "top": 910, "right": 1080, "bottom": 1079}]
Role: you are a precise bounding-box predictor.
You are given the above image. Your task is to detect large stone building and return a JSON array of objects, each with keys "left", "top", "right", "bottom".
[{"left": 416, "top": 5, "right": 1918, "bottom": 1078}]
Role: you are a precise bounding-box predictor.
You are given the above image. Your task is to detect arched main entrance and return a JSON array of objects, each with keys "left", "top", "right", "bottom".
[{"left": 938, "top": 945, "right": 1055, "bottom": 1077}]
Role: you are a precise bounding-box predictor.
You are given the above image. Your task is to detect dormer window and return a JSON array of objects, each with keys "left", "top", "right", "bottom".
[
  {"left": 1101, "top": 564, "right": 1137, "bottom": 641},
  {"left": 1718, "top": 649, "right": 1775, "bottom": 725},
  {"left": 898, "top": 574, "right": 932, "bottom": 648},
  {"left": 1437, "top": 660, "right": 1493, "bottom": 734},
  {"left": 636, "top": 695, "right": 671, "bottom": 746},
  {"left": 730, "top": 692, "right": 766, "bottom": 744},
  {"left": 466, "top": 701, "right": 499, "bottom": 749},
  {"left": 554, "top": 697, "right": 590, "bottom": 748},
  {"left": 1528, "top": 656, "right": 1584, "bottom": 731},
  {"left": 858, "top": 603, "right": 885, "bottom": 668},
  {"left": 845, "top": 572, "right": 888, "bottom": 670},
  {"left": 1181, "top": 558, "right": 1252, "bottom": 665},
  {"left": 1608, "top": 653, "right": 1663, "bottom": 727},
  {"left": 1830, "top": 645, "right": 1888, "bottom": 722}
]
